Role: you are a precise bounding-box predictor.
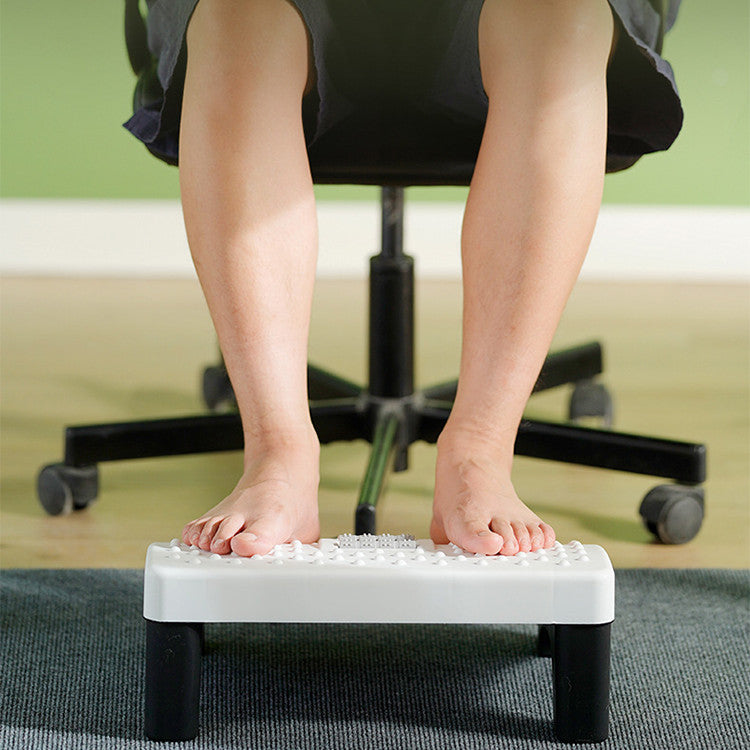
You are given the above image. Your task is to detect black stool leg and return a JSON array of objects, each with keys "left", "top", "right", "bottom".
[
  {"left": 552, "top": 622, "right": 611, "bottom": 743},
  {"left": 537, "top": 624, "right": 554, "bottom": 657},
  {"left": 145, "top": 620, "right": 202, "bottom": 741}
]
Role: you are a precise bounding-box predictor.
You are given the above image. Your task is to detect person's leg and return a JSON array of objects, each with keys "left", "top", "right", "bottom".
[
  {"left": 179, "top": 0, "right": 320, "bottom": 557},
  {"left": 431, "top": 0, "right": 616, "bottom": 555}
]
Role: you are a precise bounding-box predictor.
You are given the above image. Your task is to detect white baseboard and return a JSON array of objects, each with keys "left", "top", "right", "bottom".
[{"left": 1, "top": 199, "right": 748, "bottom": 281}]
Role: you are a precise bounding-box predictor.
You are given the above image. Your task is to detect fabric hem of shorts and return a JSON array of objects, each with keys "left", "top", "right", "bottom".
[
  {"left": 467, "top": 0, "right": 489, "bottom": 111},
  {"left": 121, "top": 0, "right": 200, "bottom": 165},
  {"left": 122, "top": 0, "right": 336, "bottom": 164},
  {"left": 610, "top": 1, "right": 681, "bottom": 101},
  {"left": 607, "top": 0, "right": 683, "bottom": 158},
  {"left": 286, "top": 0, "right": 329, "bottom": 149},
  {"left": 293, "top": 0, "right": 357, "bottom": 147}
]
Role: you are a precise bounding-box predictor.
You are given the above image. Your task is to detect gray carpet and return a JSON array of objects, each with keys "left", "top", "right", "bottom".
[{"left": 1, "top": 569, "right": 748, "bottom": 750}]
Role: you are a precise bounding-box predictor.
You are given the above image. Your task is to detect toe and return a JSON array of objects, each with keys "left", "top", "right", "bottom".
[
  {"left": 198, "top": 516, "right": 224, "bottom": 551},
  {"left": 230, "top": 515, "right": 289, "bottom": 557},
  {"left": 493, "top": 520, "right": 518, "bottom": 555},
  {"left": 211, "top": 514, "right": 245, "bottom": 554},
  {"left": 527, "top": 523, "right": 545, "bottom": 551},
  {"left": 446, "top": 517, "right": 503, "bottom": 555},
  {"left": 181, "top": 521, "right": 193, "bottom": 544},
  {"left": 180, "top": 524, "right": 192, "bottom": 546},
  {"left": 230, "top": 531, "right": 268, "bottom": 557},
  {"left": 184, "top": 519, "right": 207, "bottom": 547},
  {"left": 511, "top": 520, "right": 532, "bottom": 553},
  {"left": 540, "top": 522, "right": 556, "bottom": 548},
  {"left": 181, "top": 520, "right": 196, "bottom": 545}
]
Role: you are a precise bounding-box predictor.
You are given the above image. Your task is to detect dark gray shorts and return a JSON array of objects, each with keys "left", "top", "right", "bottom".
[{"left": 123, "top": 0, "right": 683, "bottom": 174}]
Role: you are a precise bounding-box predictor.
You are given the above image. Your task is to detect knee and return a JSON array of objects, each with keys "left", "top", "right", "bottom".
[
  {"left": 479, "top": 0, "right": 615, "bottom": 95},
  {"left": 481, "top": 0, "right": 615, "bottom": 47},
  {"left": 545, "top": 0, "right": 616, "bottom": 58},
  {"left": 186, "top": 0, "right": 313, "bottom": 99}
]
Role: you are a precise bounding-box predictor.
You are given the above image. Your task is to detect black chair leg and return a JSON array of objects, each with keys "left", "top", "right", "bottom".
[
  {"left": 415, "top": 404, "right": 705, "bottom": 485},
  {"left": 532, "top": 342, "right": 604, "bottom": 394},
  {"left": 355, "top": 411, "right": 400, "bottom": 534},
  {"left": 307, "top": 363, "right": 363, "bottom": 400}
]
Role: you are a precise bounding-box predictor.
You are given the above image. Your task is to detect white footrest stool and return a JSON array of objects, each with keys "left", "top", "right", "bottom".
[{"left": 144, "top": 536, "right": 614, "bottom": 743}]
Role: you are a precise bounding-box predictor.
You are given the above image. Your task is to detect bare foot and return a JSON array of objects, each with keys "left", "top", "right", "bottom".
[
  {"left": 182, "top": 427, "right": 320, "bottom": 557},
  {"left": 430, "top": 429, "right": 555, "bottom": 556}
]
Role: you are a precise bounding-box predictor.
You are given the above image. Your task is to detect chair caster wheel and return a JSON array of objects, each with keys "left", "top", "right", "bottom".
[
  {"left": 202, "top": 365, "right": 236, "bottom": 412},
  {"left": 37, "top": 463, "right": 99, "bottom": 516},
  {"left": 639, "top": 484, "right": 704, "bottom": 544},
  {"left": 568, "top": 380, "right": 613, "bottom": 427}
]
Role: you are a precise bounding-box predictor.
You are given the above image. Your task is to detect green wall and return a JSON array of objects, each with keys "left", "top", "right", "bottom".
[{"left": 1, "top": 1, "right": 748, "bottom": 204}]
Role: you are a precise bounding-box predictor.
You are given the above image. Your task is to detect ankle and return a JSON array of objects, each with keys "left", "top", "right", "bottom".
[
  {"left": 436, "top": 421, "right": 515, "bottom": 471},
  {"left": 243, "top": 422, "right": 320, "bottom": 465}
]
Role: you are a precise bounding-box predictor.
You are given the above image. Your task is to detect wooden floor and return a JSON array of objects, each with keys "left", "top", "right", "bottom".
[{"left": 1, "top": 277, "right": 748, "bottom": 569}]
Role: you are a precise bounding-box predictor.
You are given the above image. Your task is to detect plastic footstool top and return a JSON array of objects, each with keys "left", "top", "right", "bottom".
[{"left": 144, "top": 536, "right": 614, "bottom": 625}]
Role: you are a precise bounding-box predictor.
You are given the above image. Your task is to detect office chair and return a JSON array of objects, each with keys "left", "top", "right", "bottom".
[{"left": 37, "top": 0, "right": 706, "bottom": 546}]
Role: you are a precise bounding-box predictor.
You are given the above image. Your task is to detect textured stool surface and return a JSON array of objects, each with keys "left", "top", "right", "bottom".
[{"left": 144, "top": 537, "right": 614, "bottom": 625}]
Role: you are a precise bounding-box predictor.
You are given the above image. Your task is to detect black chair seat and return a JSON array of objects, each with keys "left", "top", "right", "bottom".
[{"left": 308, "top": 112, "right": 481, "bottom": 186}]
